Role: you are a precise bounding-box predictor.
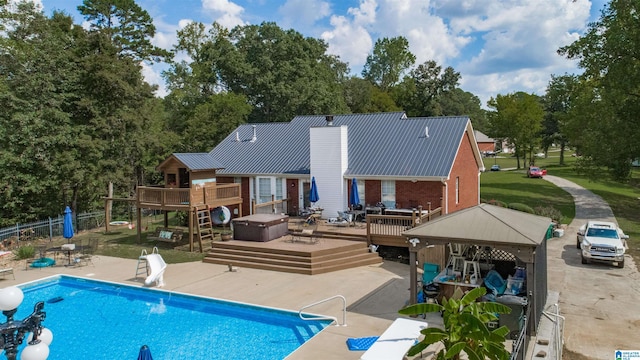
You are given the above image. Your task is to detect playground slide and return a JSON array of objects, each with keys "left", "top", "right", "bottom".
[{"left": 144, "top": 253, "right": 167, "bottom": 287}]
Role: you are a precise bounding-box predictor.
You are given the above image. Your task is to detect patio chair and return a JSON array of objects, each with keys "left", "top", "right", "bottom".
[
  {"left": 290, "top": 220, "right": 318, "bottom": 244},
  {"left": 77, "top": 238, "right": 98, "bottom": 266},
  {"left": 418, "top": 263, "right": 440, "bottom": 304}
]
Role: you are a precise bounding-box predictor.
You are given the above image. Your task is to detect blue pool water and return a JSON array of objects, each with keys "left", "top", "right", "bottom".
[{"left": 15, "top": 276, "right": 331, "bottom": 359}]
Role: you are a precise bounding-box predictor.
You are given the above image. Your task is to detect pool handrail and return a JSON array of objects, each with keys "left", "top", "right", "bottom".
[{"left": 298, "top": 295, "right": 347, "bottom": 326}]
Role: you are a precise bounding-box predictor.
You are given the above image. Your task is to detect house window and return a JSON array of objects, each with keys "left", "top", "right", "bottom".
[
  {"left": 166, "top": 174, "right": 176, "bottom": 186},
  {"left": 256, "top": 177, "right": 285, "bottom": 204},
  {"left": 275, "top": 178, "right": 283, "bottom": 200},
  {"left": 257, "top": 177, "right": 272, "bottom": 204},
  {"left": 456, "top": 177, "right": 460, "bottom": 204},
  {"left": 381, "top": 180, "right": 396, "bottom": 209}
]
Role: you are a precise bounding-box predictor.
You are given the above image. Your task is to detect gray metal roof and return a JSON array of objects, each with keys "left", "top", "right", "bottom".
[
  {"left": 173, "top": 153, "right": 225, "bottom": 171},
  {"left": 208, "top": 112, "right": 472, "bottom": 178},
  {"left": 403, "top": 203, "right": 552, "bottom": 247},
  {"left": 474, "top": 131, "right": 494, "bottom": 143}
]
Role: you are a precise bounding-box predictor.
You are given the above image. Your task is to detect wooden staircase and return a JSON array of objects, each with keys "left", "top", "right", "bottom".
[
  {"left": 193, "top": 205, "right": 213, "bottom": 253},
  {"left": 203, "top": 239, "right": 382, "bottom": 275}
]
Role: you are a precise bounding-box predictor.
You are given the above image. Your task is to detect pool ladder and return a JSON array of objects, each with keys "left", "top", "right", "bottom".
[
  {"left": 135, "top": 247, "right": 159, "bottom": 278},
  {"left": 298, "top": 295, "right": 347, "bottom": 326}
]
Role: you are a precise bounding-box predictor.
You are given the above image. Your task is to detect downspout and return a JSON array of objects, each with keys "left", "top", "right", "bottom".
[
  {"left": 478, "top": 172, "right": 482, "bottom": 205},
  {"left": 441, "top": 178, "right": 448, "bottom": 214}
]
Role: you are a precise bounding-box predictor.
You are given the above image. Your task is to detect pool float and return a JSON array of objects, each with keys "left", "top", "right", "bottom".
[{"left": 30, "top": 257, "right": 55, "bottom": 268}]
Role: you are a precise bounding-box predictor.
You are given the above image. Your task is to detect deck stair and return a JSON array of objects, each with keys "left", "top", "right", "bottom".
[{"left": 203, "top": 239, "right": 381, "bottom": 275}]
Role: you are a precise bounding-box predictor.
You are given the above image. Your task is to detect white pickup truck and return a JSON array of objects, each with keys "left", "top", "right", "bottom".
[{"left": 577, "top": 220, "right": 628, "bottom": 268}]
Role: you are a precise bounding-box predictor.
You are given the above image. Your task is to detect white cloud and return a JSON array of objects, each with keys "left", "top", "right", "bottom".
[
  {"left": 141, "top": 62, "right": 169, "bottom": 98},
  {"left": 278, "top": 0, "right": 331, "bottom": 29},
  {"left": 201, "top": 0, "right": 246, "bottom": 29},
  {"left": 321, "top": 15, "right": 373, "bottom": 71}
]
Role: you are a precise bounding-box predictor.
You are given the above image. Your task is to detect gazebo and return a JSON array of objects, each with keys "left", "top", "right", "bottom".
[{"left": 402, "top": 203, "right": 552, "bottom": 336}]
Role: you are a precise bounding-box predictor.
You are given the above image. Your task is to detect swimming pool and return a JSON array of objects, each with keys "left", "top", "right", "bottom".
[{"left": 15, "top": 276, "right": 332, "bottom": 359}]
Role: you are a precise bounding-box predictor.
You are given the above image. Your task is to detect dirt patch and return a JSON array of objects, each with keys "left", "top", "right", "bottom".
[{"left": 563, "top": 347, "right": 597, "bottom": 360}]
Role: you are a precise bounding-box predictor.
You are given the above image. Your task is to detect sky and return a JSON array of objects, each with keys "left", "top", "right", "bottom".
[{"left": 35, "top": 0, "right": 608, "bottom": 108}]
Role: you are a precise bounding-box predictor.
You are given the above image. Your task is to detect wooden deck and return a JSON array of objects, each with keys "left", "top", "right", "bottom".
[
  {"left": 203, "top": 210, "right": 444, "bottom": 274},
  {"left": 203, "top": 236, "right": 382, "bottom": 275}
]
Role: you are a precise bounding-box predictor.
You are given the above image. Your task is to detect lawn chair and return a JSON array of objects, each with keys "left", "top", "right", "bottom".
[
  {"left": 77, "top": 238, "right": 98, "bottom": 266},
  {"left": 418, "top": 262, "right": 440, "bottom": 305}
]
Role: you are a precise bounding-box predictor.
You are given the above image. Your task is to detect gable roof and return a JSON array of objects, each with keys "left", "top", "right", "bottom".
[
  {"left": 157, "top": 153, "right": 225, "bottom": 172},
  {"left": 474, "top": 130, "right": 494, "bottom": 143},
  {"left": 209, "top": 112, "right": 477, "bottom": 179},
  {"left": 403, "top": 203, "right": 552, "bottom": 247}
]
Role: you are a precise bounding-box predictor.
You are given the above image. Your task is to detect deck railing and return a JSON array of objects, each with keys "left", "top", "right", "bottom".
[
  {"left": 138, "top": 187, "right": 190, "bottom": 207},
  {"left": 366, "top": 207, "right": 443, "bottom": 246},
  {"left": 252, "top": 195, "right": 290, "bottom": 215},
  {"left": 137, "top": 183, "right": 241, "bottom": 208}
]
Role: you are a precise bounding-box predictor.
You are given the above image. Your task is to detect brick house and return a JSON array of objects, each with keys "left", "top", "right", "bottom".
[
  {"left": 201, "top": 112, "right": 484, "bottom": 218},
  {"left": 474, "top": 130, "right": 496, "bottom": 153}
]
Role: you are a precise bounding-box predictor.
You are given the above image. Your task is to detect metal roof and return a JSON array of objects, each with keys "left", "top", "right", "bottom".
[
  {"left": 208, "top": 112, "right": 472, "bottom": 178},
  {"left": 172, "top": 153, "right": 225, "bottom": 171},
  {"left": 474, "top": 130, "right": 494, "bottom": 143},
  {"left": 403, "top": 203, "right": 552, "bottom": 247}
]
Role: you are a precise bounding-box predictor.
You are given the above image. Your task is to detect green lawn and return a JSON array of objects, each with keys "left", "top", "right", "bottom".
[{"left": 482, "top": 150, "right": 640, "bottom": 265}]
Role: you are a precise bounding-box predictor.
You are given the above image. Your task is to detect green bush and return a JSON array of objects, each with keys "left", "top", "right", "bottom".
[
  {"left": 508, "top": 202, "right": 535, "bottom": 214},
  {"left": 175, "top": 211, "right": 188, "bottom": 226},
  {"left": 14, "top": 245, "right": 35, "bottom": 259},
  {"left": 487, "top": 199, "right": 507, "bottom": 207},
  {"left": 535, "top": 206, "right": 564, "bottom": 224}
]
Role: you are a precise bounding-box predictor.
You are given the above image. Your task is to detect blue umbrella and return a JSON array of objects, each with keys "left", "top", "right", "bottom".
[
  {"left": 349, "top": 178, "right": 360, "bottom": 208},
  {"left": 63, "top": 206, "right": 74, "bottom": 242},
  {"left": 309, "top": 176, "right": 319, "bottom": 204},
  {"left": 137, "top": 345, "right": 153, "bottom": 360}
]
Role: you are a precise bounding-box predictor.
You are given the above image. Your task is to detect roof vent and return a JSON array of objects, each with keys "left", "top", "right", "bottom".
[
  {"left": 325, "top": 115, "right": 334, "bottom": 126},
  {"left": 235, "top": 131, "right": 240, "bottom": 142},
  {"left": 250, "top": 125, "right": 257, "bottom": 143},
  {"left": 425, "top": 126, "right": 430, "bottom": 138}
]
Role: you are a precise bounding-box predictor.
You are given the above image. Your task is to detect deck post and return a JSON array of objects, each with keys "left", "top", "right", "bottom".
[{"left": 409, "top": 249, "right": 418, "bottom": 305}]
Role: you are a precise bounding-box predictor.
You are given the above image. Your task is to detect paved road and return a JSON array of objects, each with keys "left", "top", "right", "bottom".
[{"left": 544, "top": 175, "right": 640, "bottom": 359}]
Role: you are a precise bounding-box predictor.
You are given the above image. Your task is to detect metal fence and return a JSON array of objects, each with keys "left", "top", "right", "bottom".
[{"left": 0, "top": 211, "right": 105, "bottom": 244}]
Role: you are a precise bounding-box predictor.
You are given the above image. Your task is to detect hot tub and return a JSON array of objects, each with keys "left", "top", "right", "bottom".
[{"left": 232, "top": 214, "right": 289, "bottom": 242}]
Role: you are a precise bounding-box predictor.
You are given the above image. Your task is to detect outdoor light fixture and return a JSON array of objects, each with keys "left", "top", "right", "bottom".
[{"left": 0, "top": 286, "right": 52, "bottom": 360}]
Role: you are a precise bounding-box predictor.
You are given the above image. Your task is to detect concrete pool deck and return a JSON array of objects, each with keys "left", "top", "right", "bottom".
[{"left": 1, "top": 255, "right": 435, "bottom": 359}]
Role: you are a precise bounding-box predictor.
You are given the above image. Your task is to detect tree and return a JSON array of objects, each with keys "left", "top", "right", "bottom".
[
  {"left": 218, "top": 22, "right": 349, "bottom": 123},
  {"left": 362, "top": 36, "right": 416, "bottom": 91},
  {"left": 77, "top": 0, "right": 170, "bottom": 62},
  {"left": 393, "top": 60, "right": 461, "bottom": 117},
  {"left": 181, "top": 93, "right": 251, "bottom": 152},
  {"left": 342, "top": 77, "right": 401, "bottom": 113},
  {"left": 399, "top": 287, "right": 511, "bottom": 360},
  {"left": 486, "top": 92, "right": 544, "bottom": 169},
  {"left": 0, "top": 3, "right": 87, "bottom": 224},
  {"left": 558, "top": 0, "right": 640, "bottom": 180},
  {"left": 543, "top": 74, "right": 580, "bottom": 165}
]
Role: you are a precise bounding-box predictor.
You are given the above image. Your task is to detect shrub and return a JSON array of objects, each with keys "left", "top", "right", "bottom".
[
  {"left": 487, "top": 199, "right": 507, "bottom": 207},
  {"left": 14, "top": 245, "right": 35, "bottom": 259},
  {"left": 508, "top": 203, "right": 535, "bottom": 214},
  {"left": 535, "top": 206, "right": 564, "bottom": 224}
]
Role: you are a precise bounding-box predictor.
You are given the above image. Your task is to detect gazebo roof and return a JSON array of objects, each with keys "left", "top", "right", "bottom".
[{"left": 403, "top": 203, "right": 552, "bottom": 248}]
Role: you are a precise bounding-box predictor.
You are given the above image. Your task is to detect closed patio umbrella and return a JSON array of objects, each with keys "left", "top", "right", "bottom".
[
  {"left": 63, "top": 206, "right": 74, "bottom": 243},
  {"left": 309, "top": 176, "right": 319, "bottom": 205},
  {"left": 137, "top": 345, "right": 153, "bottom": 360},
  {"left": 350, "top": 178, "right": 360, "bottom": 209}
]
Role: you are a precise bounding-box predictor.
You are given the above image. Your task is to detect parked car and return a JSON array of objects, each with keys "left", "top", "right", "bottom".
[
  {"left": 576, "top": 220, "right": 628, "bottom": 268},
  {"left": 490, "top": 164, "right": 501, "bottom": 171},
  {"left": 527, "top": 166, "right": 544, "bottom": 178}
]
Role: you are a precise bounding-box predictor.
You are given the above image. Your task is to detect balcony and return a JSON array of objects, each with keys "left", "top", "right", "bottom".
[{"left": 137, "top": 183, "right": 242, "bottom": 210}]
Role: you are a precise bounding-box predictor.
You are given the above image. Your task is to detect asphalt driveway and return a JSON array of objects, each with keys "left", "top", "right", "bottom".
[{"left": 544, "top": 175, "right": 640, "bottom": 359}]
